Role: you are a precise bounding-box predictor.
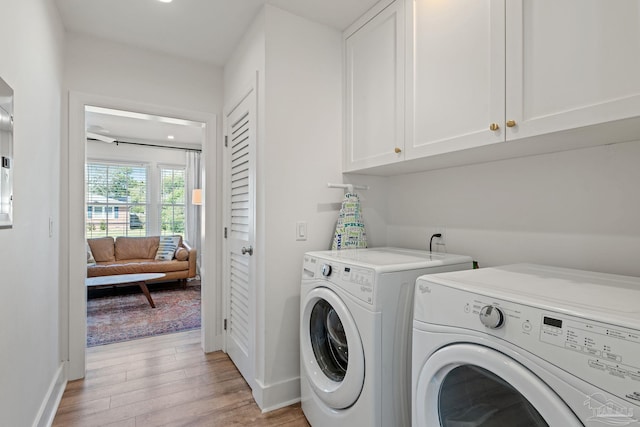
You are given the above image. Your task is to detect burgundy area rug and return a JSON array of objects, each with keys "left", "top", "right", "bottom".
[{"left": 87, "top": 280, "right": 201, "bottom": 347}]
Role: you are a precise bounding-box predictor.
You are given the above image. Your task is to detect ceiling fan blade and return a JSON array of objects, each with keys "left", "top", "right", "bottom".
[{"left": 86, "top": 131, "right": 116, "bottom": 143}]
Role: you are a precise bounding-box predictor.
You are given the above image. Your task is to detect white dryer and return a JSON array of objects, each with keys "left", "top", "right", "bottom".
[
  {"left": 300, "top": 248, "right": 473, "bottom": 427},
  {"left": 412, "top": 264, "right": 640, "bottom": 427}
]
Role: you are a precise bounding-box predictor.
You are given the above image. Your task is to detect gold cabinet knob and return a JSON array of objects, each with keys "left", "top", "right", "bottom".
[
  {"left": 489, "top": 123, "right": 500, "bottom": 131},
  {"left": 506, "top": 119, "right": 517, "bottom": 128},
  {"left": 394, "top": 147, "right": 402, "bottom": 154}
]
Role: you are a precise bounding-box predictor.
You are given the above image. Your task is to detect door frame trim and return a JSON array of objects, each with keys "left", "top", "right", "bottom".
[{"left": 63, "top": 91, "right": 220, "bottom": 380}]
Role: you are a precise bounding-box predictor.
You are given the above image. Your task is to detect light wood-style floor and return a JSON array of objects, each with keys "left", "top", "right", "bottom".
[{"left": 53, "top": 330, "right": 310, "bottom": 427}]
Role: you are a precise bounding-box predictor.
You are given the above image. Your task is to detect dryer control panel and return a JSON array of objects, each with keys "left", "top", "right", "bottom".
[{"left": 538, "top": 313, "right": 640, "bottom": 388}]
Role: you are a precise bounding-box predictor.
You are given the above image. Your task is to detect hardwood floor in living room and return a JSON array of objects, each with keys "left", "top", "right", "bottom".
[{"left": 53, "top": 330, "right": 309, "bottom": 426}]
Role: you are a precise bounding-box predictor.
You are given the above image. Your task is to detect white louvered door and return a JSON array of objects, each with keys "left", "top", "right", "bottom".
[{"left": 223, "top": 85, "right": 256, "bottom": 389}]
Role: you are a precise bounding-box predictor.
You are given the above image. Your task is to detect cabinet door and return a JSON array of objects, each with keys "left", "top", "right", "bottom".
[
  {"left": 506, "top": 0, "right": 640, "bottom": 140},
  {"left": 405, "top": 0, "right": 505, "bottom": 159},
  {"left": 344, "top": 0, "right": 404, "bottom": 172}
]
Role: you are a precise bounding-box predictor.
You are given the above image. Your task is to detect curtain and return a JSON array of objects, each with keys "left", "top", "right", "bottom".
[{"left": 185, "top": 151, "right": 201, "bottom": 275}]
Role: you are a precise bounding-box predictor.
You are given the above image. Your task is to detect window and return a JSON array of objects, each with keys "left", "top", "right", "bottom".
[
  {"left": 160, "top": 167, "right": 185, "bottom": 237},
  {"left": 86, "top": 163, "right": 147, "bottom": 238}
]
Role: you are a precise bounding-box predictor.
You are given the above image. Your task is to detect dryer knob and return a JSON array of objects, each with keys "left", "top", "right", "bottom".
[
  {"left": 321, "top": 264, "right": 332, "bottom": 277},
  {"left": 479, "top": 305, "right": 504, "bottom": 329}
]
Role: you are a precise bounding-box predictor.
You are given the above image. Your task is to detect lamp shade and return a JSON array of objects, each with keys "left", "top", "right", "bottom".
[{"left": 192, "top": 189, "right": 202, "bottom": 205}]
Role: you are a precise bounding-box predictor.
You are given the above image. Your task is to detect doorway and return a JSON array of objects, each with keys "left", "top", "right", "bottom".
[
  {"left": 65, "top": 92, "right": 221, "bottom": 380},
  {"left": 84, "top": 106, "right": 204, "bottom": 347}
]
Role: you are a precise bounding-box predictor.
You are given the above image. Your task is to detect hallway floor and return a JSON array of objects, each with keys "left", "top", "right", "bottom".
[{"left": 53, "top": 330, "right": 309, "bottom": 426}]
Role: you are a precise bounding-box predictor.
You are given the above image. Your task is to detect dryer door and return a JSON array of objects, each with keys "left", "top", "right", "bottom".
[
  {"left": 415, "top": 343, "right": 582, "bottom": 427},
  {"left": 301, "top": 286, "right": 365, "bottom": 409}
]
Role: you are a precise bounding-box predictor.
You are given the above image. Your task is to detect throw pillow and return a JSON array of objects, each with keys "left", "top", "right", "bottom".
[
  {"left": 87, "top": 243, "right": 96, "bottom": 265},
  {"left": 155, "top": 236, "right": 181, "bottom": 261},
  {"left": 175, "top": 247, "right": 189, "bottom": 261}
]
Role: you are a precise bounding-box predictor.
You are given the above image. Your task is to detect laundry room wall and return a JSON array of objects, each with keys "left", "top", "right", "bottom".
[
  {"left": 383, "top": 140, "right": 640, "bottom": 277},
  {"left": 224, "top": 4, "right": 346, "bottom": 410},
  {"left": 0, "top": 1, "right": 64, "bottom": 426},
  {"left": 63, "top": 33, "right": 223, "bottom": 113},
  {"left": 262, "top": 6, "right": 343, "bottom": 409}
]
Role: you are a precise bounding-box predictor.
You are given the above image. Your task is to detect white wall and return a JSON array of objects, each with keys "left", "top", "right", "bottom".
[
  {"left": 223, "top": 5, "right": 344, "bottom": 410},
  {"left": 0, "top": 1, "right": 65, "bottom": 426},
  {"left": 384, "top": 140, "right": 640, "bottom": 277},
  {"left": 261, "top": 6, "right": 343, "bottom": 408},
  {"left": 64, "top": 34, "right": 223, "bottom": 113},
  {"left": 224, "top": 9, "right": 266, "bottom": 109}
]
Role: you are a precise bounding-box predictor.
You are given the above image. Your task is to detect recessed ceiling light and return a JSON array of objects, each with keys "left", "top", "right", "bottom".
[
  {"left": 167, "top": 135, "right": 175, "bottom": 140},
  {"left": 158, "top": 0, "right": 172, "bottom": 3}
]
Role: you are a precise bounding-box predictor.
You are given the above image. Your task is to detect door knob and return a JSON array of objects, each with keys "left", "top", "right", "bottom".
[
  {"left": 241, "top": 246, "right": 253, "bottom": 256},
  {"left": 489, "top": 123, "right": 500, "bottom": 131},
  {"left": 394, "top": 147, "right": 402, "bottom": 154},
  {"left": 506, "top": 119, "right": 517, "bottom": 128}
]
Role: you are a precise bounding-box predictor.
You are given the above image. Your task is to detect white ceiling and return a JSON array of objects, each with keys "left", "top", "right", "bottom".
[
  {"left": 85, "top": 107, "right": 205, "bottom": 149},
  {"left": 56, "top": 0, "right": 379, "bottom": 147},
  {"left": 54, "top": 0, "right": 379, "bottom": 67}
]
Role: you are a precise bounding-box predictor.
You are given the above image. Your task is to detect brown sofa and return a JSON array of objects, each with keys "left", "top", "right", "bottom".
[{"left": 87, "top": 236, "right": 196, "bottom": 284}]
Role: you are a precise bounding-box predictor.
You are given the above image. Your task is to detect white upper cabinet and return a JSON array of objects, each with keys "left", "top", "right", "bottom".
[
  {"left": 506, "top": 0, "right": 640, "bottom": 141},
  {"left": 344, "top": 0, "right": 640, "bottom": 174},
  {"left": 344, "top": 0, "right": 404, "bottom": 172},
  {"left": 405, "top": 0, "right": 505, "bottom": 160}
]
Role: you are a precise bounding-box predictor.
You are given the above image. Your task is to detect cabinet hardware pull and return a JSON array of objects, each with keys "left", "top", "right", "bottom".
[
  {"left": 489, "top": 123, "right": 500, "bottom": 131},
  {"left": 394, "top": 147, "right": 402, "bottom": 154},
  {"left": 506, "top": 120, "right": 517, "bottom": 128}
]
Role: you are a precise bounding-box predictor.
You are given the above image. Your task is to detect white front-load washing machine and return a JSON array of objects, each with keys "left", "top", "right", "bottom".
[
  {"left": 300, "top": 248, "right": 473, "bottom": 427},
  {"left": 412, "top": 264, "right": 640, "bottom": 427}
]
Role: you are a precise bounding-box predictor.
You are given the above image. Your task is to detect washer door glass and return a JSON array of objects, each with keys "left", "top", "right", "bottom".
[
  {"left": 414, "top": 344, "right": 583, "bottom": 427},
  {"left": 310, "top": 299, "right": 349, "bottom": 381},
  {"left": 301, "top": 286, "right": 365, "bottom": 409},
  {"left": 439, "top": 365, "right": 547, "bottom": 426}
]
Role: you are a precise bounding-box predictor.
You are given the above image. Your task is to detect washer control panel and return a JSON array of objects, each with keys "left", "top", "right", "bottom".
[
  {"left": 338, "top": 265, "right": 374, "bottom": 305},
  {"left": 303, "top": 256, "right": 375, "bottom": 305},
  {"left": 414, "top": 278, "right": 640, "bottom": 408}
]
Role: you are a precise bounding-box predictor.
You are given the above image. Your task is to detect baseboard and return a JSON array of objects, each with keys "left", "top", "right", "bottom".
[
  {"left": 202, "top": 331, "right": 224, "bottom": 353},
  {"left": 252, "top": 376, "right": 301, "bottom": 413},
  {"left": 33, "top": 362, "right": 67, "bottom": 427}
]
